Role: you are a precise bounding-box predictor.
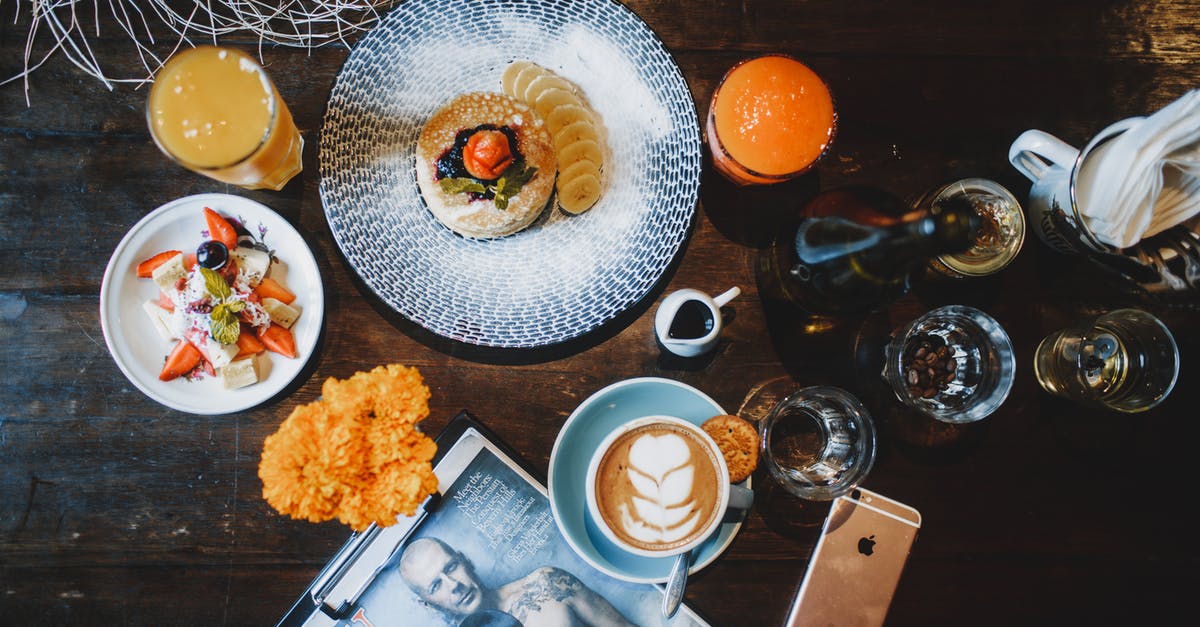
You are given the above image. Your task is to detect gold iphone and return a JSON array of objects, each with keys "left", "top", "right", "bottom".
[{"left": 786, "top": 488, "right": 922, "bottom": 627}]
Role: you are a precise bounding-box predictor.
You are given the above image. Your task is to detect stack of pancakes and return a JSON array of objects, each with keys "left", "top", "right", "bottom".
[{"left": 415, "top": 92, "right": 556, "bottom": 239}]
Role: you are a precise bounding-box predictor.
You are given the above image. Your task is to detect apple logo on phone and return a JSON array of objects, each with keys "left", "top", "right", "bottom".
[{"left": 857, "top": 535, "right": 876, "bottom": 556}]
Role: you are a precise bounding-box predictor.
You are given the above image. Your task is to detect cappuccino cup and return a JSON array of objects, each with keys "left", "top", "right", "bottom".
[{"left": 585, "top": 415, "right": 753, "bottom": 558}]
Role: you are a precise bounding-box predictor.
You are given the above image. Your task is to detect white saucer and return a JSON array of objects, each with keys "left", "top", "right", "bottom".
[{"left": 547, "top": 377, "right": 750, "bottom": 584}]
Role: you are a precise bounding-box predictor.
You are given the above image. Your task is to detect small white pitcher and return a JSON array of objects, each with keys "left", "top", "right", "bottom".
[
  {"left": 654, "top": 287, "right": 741, "bottom": 358},
  {"left": 1008, "top": 117, "right": 1143, "bottom": 254}
]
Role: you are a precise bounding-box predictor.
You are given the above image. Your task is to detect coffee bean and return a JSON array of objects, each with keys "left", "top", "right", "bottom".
[
  {"left": 921, "top": 387, "right": 937, "bottom": 398},
  {"left": 907, "top": 369, "right": 919, "bottom": 385}
]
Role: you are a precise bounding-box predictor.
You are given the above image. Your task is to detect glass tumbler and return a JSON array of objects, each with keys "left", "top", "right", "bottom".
[
  {"left": 147, "top": 46, "right": 303, "bottom": 190},
  {"left": 1034, "top": 308, "right": 1179, "bottom": 413},
  {"left": 912, "top": 178, "right": 1026, "bottom": 279},
  {"left": 706, "top": 54, "right": 837, "bottom": 186},
  {"left": 758, "top": 386, "right": 876, "bottom": 501},
  {"left": 883, "top": 305, "right": 1016, "bottom": 423}
]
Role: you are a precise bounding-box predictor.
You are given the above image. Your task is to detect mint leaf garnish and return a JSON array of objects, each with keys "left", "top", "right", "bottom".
[
  {"left": 437, "top": 162, "right": 537, "bottom": 211},
  {"left": 200, "top": 267, "right": 232, "bottom": 301},
  {"left": 493, "top": 163, "right": 537, "bottom": 211},
  {"left": 210, "top": 304, "right": 241, "bottom": 345},
  {"left": 439, "top": 178, "right": 487, "bottom": 195}
]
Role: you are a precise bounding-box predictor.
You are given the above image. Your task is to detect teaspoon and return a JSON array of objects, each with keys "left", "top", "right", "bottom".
[{"left": 661, "top": 548, "right": 691, "bottom": 619}]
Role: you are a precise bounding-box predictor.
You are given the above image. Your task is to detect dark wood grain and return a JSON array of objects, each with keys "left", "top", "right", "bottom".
[{"left": 3, "top": 1, "right": 1199, "bottom": 625}]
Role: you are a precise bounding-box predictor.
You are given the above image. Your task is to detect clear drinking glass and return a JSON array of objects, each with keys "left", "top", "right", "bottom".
[
  {"left": 1034, "top": 309, "right": 1179, "bottom": 413},
  {"left": 912, "top": 178, "right": 1026, "bottom": 278},
  {"left": 882, "top": 305, "right": 1016, "bottom": 423},
  {"left": 706, "top": 54, "right": 837, "bottom": 186},
  {"left": 147, "top": 46, "right": 303, "bottom": 190},
  {"left": 758, "top": 386, "right": 876, "bottom": 501}
]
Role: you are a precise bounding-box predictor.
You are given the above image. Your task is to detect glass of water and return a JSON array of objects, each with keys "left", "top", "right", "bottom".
[
  {"left": 1034, "top": 309, "right": 1179, "bottom": 413},
  {"left": 758, "top": 386, "right": 876, "bottom": 501}
]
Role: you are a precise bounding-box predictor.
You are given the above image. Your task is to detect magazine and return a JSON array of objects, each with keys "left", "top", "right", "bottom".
[{"left": 278, "top": 411, "right": 712, "bottom": 627}]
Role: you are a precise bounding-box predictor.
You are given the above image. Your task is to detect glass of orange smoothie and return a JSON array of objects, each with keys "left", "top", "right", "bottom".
[
  {"left": 147, "top": 46, "right": 303, "bottom": 191},
  {"left": 706, "top": 55, "right": 837, "bottom": 186}
]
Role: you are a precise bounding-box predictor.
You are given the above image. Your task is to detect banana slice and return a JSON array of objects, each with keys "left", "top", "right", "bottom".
[
  {"left": 557, "top": 139, "right": 605, "bottom": 171},
  {"left": 553, "top": 119, "right": 600, "bottom": 152},
  {"left": 501, "top": 61, "right": 538, "bottom": 98},
  {"left": 524, "top": 74, "right": 577, "bottom": 107},
  {"left": 557, "top": 171, "right": 603, "bottom": 215},
  {"left": 501, "top": 60, "right": 608, "bottom": 215},
  {"left": 533, "top": 88, "right": 583, "bottom": 121},
  {"left": 557, "top": 159, "right": 601, "bottom": 188},
  {"left": 544, "top": 103, "right": 595, "bottom": 135},
  {"left": 510, "top": 64, "right": 550, "bottom": 103}
]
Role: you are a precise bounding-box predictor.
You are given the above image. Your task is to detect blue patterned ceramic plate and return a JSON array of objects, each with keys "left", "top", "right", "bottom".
[
  {"left": 319, "top": 0, "right": 700, "bottom": 347},
  {"left": 547, "top": 378, "right": 750, "bottom": 583}
]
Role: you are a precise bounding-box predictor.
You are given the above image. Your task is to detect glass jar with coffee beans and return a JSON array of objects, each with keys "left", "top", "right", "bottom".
[
  {"left": 901, "top": 334, "right": 958, "bottom": 399},
  {"left": 882, "top": 305, "right": 1017, "bottom": 423}
]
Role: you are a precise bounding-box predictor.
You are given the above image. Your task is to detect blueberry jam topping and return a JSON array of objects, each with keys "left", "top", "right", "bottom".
[{"left": 435, "top": 125, "right": 523, "bottom": 201}]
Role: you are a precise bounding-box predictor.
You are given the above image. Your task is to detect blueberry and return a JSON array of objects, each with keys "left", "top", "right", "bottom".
[{"left": 196, "top": 240, "right": 228, "bottom": 270}]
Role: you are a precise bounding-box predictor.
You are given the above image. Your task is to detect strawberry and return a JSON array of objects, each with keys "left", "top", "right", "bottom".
[
  {"left": 235, "top": 327, "right": 266, "bottom": 359},
  {"left": 257, "top": 323, "right": 297, "bottom": 358},
  {"left": 254, "top": 277, "right": 295, "bottom": 305},
  {"left": 156, "top": 291, "right": 175, "bottom": 312},
  {"left": 159, "top": 340, "right": 202, "bottom": 381},
  {"left": 136, "top": 250, "right": 182, "bottom": 278},
  {"left": 203, "top": 207, "right": 239, "bottom": 250}
]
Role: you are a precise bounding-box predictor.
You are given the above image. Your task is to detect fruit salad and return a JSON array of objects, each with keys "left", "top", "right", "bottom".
[{"left": 134, "top": 207, "right": 300, "bottom": 389}]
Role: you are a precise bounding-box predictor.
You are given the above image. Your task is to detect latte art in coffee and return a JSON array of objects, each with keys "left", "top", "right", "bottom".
[{"left": 594, "top": 423, "right": 722, "bottom": 552}]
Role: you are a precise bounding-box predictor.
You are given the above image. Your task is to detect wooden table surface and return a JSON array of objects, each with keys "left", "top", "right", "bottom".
[{"left": 3, "top": 1, "right": 1199, "bottom": 624}]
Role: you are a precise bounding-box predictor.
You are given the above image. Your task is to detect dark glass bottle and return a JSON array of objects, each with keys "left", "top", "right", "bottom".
[{"left": 759, "top": 186, "right": 979, "bottom": 315}]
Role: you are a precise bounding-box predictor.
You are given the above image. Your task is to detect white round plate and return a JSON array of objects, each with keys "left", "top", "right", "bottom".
[
  {"left": 548, "top": 377, "right": 750, "bottom": 583},
  {"left": 320, "top": 0, "right": 701, "bottom": 347},
  {"left": 99, "top": 194, "right": 324, "bottom": 415}
]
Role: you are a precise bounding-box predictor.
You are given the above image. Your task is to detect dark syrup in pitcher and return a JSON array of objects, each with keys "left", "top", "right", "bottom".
[{"left": 669, "top": 300, "right": 715, "bottom": 339}]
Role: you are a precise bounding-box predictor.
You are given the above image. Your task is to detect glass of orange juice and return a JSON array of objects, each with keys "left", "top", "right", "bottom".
[
  {"left": 147, "top": 46, "right": 303, "bottom": 191},
  {"left": 706, "top": 54, "right": 837, "bottom": 186}
]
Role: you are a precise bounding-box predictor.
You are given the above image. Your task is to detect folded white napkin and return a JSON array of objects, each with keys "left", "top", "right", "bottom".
[{"left": 1076, "top": 89, "right": 1200, "bottom": 248}]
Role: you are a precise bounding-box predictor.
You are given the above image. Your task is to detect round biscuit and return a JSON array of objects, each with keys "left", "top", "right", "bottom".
[{"left": 702, "top": 414, "right": 759, "bottom": 483}]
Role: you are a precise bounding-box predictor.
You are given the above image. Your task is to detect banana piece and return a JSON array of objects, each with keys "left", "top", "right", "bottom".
[
  {"left": 557, "top": 139, "right": 604, "bottom": 171},
  {"left": 200, "top": 339, "right": 239, "bottom": 368},
  {"left": 545, "top": 103, "right": 595, "bottom": 135},
  {"left": 501, "top": 61, "right": 608, "bottom": 215},
  {"left": 501, "top": 61, "right": 538, "bottom": 97},
  {"left": 524, "top": 74, "right": 577, "bottom": 107},
  {"left": 510, "top": 64, "right": 549, "bottom": 104},
  {"left": 557, "top": 171, "right": 603, "bottom": 215},
  {"left": 151, "top": 253, "right": 186, "bottom": 293},
  {"left": 142, "top": 300, "right": 175, "bottom": 341},
  {"left": 553, "top": 119, "right": 601, "bottom": 152},
  {"left": 533, "top": 88, "right": 583, "bottom": 121},
  {"left": 263, "top": 297, "right": 301, "bottom": 329},
  {"left": 231, "top": 247, "right": 271, "bottom": 287},
  {"left": 221, "top": 357, "right": 258, "bottom": 390},
  {"left": 557, "top": 159, "right": 602, "bottom": 188}
]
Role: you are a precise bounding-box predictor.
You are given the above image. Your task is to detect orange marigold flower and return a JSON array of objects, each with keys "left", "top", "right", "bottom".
[{"left": 258, "top": 365, "right": 438, "bottom": 531}]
